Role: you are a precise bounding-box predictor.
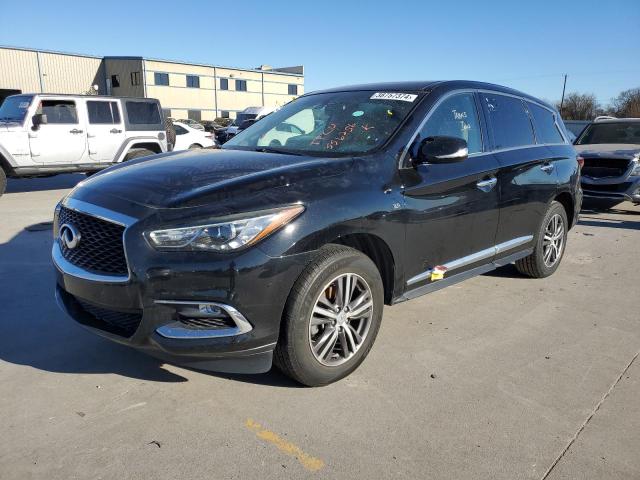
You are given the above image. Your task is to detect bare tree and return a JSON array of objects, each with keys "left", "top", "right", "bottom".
[
  {"left": 556, "top": 93, "right": 599, "bottom": 120},
  {"left": 610, "top": 88, "right": 640, "bottom": 117}
]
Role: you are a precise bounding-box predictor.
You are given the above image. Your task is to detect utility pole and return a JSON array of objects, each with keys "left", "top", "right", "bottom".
[{"left": 559, "top": 74, "right": 567, "bottom": 116}]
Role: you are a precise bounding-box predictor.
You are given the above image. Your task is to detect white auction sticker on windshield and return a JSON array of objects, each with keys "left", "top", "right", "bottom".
[{"left": 370, "top": 92, "right": 417, "bottom": 102}]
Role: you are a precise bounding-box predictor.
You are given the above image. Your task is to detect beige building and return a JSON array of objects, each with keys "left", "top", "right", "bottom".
[{"left": 0, "top": 46, "right": 304, "bottom": 120}]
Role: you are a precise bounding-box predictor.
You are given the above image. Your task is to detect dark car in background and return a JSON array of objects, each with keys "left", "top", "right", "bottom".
[
  {"left": 574, "top": 118, "right": 640, "bottom": 209},
  {"left": 53, "top": 81, "right": 581, "bottom": 386}
]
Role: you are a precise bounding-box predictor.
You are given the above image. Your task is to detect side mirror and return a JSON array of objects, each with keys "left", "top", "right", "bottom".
[
  {"left": 32, "top": 113, "right": 48, "bottom": 130},
  {"left": 415, "top": 136, "right": 468, "bottom": 165}
]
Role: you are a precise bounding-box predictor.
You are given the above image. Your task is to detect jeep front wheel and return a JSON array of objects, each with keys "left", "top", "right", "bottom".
[{"left": 274, "top": 245, "right": 383, "bottom": 386}]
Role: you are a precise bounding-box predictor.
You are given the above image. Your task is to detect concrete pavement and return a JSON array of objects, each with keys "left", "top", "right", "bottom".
[{"left": 0, "top": 175, "right": 638, "bottom": 479}]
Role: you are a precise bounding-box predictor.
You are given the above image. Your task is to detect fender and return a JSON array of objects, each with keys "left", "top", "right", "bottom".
[
  {"left": 114, "top": 136, "right": 165, "bottom": 163},
  {"left": 0, "top": 143, "right": 18, "bottom": 174}
]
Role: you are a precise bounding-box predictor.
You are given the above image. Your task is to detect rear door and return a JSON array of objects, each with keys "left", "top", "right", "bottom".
[
  {"left": 86, "top": 99, "right": 125, "bottom": 163},
  {"left": 29, "top": 98, "right": 87, "bottom": 164},
  {"left": 402, "top": 91, "right": 501, "bottom": 287},
  {"left": 480, "top": 92, "right": 559, "bottom": 253}
]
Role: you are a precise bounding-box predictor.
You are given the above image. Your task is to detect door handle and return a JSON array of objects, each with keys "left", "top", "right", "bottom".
[
  {"left": 69, "top": 129, "right": 84, "bottom": 134},
  {"left": 110, "top": 128, "right": 122, "bottom": 134},
  {"left": 476, "top": 177, "right": 497, "bottom": 192},
  {"left": 540, "top": 163, "right": 555, "bottom": 174}
]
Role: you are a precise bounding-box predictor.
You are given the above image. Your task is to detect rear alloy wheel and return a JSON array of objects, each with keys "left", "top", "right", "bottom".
[
  {"left": 515, "top": 201, "right": 568, "bottom": 278},
  {"left": 274, "top": 245, "right": 383, "bottom": 386}
]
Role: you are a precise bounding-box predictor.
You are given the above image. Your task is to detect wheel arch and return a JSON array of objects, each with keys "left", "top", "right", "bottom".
[
  {"left": 327, "top": 233, "right": 396, "bottom": 305},
  {"left": 554, "top": 191, "right": 575, "bottom": 228},
  {"left": 116, "top": 138, "right": 164, "bottom": 162}
]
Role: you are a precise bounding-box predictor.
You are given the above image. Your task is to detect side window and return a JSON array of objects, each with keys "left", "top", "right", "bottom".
[
  {"left": 126, "top": 101, "right": 161, "bottom": 125},
  {"left": 418, "top": 93, "right": 482, "bottom": 154},
  {"left": 87, "top": 101, "right": 121, "bottom": 124},
  {"left": 482, "top": 94, "right": 535, "bottom": 149},
  {"left": 39, "top": 100, "right": 78, "bottom": 124},
  {"left": 527, "top": 102, "right": 564, "bottom": 144},
  {"left": 174, "top": 125, "right": 188, "bottom": 135}
]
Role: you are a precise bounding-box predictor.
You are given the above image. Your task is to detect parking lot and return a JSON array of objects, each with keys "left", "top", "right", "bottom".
[{"left": 0, "top": 175, "right": 638, "bottom": 479}]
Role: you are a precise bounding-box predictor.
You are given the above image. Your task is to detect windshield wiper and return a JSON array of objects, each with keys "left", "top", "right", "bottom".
[{"left": 254, "top": 147, "right": 305, "bottom": 156}]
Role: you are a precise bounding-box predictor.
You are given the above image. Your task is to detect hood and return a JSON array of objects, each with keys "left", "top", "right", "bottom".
[
  {"left": 0, "top": 121, "right": 22, "bottom": 132},
  {"left": 73, "top": 148, "right": 352, "bottom": 209},
  {"left": 574, "top": 143, "right": 640, "bottom": 160}
]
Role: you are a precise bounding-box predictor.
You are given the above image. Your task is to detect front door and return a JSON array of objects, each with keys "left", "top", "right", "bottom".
[
  {"left": 85, "top": 99, "right": 126, "bottom": 163},
  {"left": 29, "top": 98, "right": 87, "bottom": 164},
  {"left": 402, "top": 92, "right": 500, "bottom": 288}
]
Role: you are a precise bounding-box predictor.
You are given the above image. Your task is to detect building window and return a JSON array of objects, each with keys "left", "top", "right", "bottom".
[
  {"left": 220, "top": 111, "right": 230, "bottom": 118},
  {"left": 162, "top": 109, "right": 172, "bottom": 119},
  {"left": 188, "top": 110, "right": 201, "bottom": 121},
  {"left": 235, "top": 79, "right": 247, "bottom": 92},
  {"left": 111, "top": 75, "right": 120, "bottom": 88},
  {"left": 131, "top": 71, "right": 141, "bottom": 86},
  {"left": 186, "top": 75, "right": 200, "bottom": 88},
  {"left": 220, "top": 78, "right": 229, "bottom": 90},
  {"left": 154, "top": 72, "right": 170, "bottom": 86},
  {"left": 288, "top": 84, "right": 298, "bottom": 95}
]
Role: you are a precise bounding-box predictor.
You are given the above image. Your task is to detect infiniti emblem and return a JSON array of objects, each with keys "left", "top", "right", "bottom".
[{"left": 59, "top": 223, "right": 81, "bottom": 249}]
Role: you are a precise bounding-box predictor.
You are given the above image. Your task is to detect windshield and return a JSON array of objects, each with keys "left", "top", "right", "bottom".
[
  {"left": 0, "top": 95, "right": 33, "bottom": 123},
  {"left": 576, "top": 122, "right": 640, "bottom": 145},
  {"left": 233, "top": 113, "right": 257, "bottom": 126},
  {"left": 223, "top": 90, "right": 420, "bottom": 156}
]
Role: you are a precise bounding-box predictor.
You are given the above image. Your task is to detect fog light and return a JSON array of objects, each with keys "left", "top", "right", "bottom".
[{"left": 199, "top": 304, "right": 223, "bottom": 316}]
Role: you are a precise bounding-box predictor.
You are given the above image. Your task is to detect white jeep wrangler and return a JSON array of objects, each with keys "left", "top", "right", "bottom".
[{"left": 0, "top": 94, "right": 170, "bottom": 197}]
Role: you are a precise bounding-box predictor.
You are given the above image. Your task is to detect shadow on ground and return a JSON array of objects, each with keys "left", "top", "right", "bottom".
[
  {"left": 6, "top": 174, "right": 85, "bottom": 194},
  {"left": 0, "top": 224, "right": 298, "bottom": 387}
]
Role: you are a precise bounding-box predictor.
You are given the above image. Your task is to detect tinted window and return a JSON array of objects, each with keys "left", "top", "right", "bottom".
[
  {"left": 483, "top": 94, "right": 535, "bottom": 149},
  {"left": 87, "top": 101, "right": 121, "bottom": 124},
  {"left": 528, "top": 102, "right": 564, "bottom": 144},
  {"left": 126, "top": 101, "right": 161, "bottom": 125},
  {"left": 154, "top": 73, "right": 169, "bottom": 86},
  {"left": 175, "top": 125, "right": 188, "bottom": 135},
  {"left": 186, "top": 75, "right": 200, "bottom": 88},
  {"left": 576, "top": 122, "right": 640, "bottom": 145},
  {"left": 235, "top": 79, "right": 247, "bottom": 91},
  {"left": 220, "top": 78, "right": 229, "bottom": 90},
  {"left": 418, "top": 93, "right": 482, "bottom": 154},
  {"left": 40, "top": 100, "right": 78, "bottom": 124},
  {"left": 288, "top": 84, "right": 298, "bottom": 95}
]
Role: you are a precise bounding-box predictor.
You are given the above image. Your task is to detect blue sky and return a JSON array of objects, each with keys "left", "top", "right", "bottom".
[{"left": 1, "top": 0, "right": 638, "bottom": 106}]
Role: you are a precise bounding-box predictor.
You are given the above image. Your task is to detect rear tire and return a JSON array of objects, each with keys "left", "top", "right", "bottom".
[
  {"left": 274, "top": 245, "right": 384, "bottom": 386},
  {"left": 515, "top": 201, "right": 568, "bottom": 278},
  {"left": 124, "top": 148, "right": 155, "bottom": 161},
  {"left": 0, "top": 167, "right": 6, "bottom": 197}
]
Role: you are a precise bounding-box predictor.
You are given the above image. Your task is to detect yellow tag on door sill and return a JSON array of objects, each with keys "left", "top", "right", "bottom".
[{"left": 430, "top": 266, "right": 447, "bottom": 281}]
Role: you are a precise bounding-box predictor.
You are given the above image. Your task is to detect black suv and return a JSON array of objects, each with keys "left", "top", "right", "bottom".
[{"left": 53, "top": 81, "right": 582, "bottom": 386}]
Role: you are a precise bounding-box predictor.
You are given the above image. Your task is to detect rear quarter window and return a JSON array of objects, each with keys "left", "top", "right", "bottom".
[
  {"left": 527, "top": 102, "right": 564, "bottom": 144},
  {"left": 126, "top": 101, "right": 162, "bottom": 125},
  {"left": 482, "top": 93, "right": 535, "bottom": 149}
]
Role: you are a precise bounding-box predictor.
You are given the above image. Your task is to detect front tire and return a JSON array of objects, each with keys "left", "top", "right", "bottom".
[
  {"left": 515, "top": 201, "right": 568, "bottom": 278},
  {"left": 274, "top": 245, "right": 384, "bottom": 386},
  {"left": 0, "top": 167, "right": 6, "bottom": 197}
]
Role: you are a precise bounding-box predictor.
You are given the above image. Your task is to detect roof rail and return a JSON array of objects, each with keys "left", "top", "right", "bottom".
[{"left": 594, "top": 115, "right": 616, "bottom": 121}]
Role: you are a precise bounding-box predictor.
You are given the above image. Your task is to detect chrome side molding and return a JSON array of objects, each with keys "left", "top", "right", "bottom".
[{"left": 406, "top": 235, "right": 533, "bottom": 286}]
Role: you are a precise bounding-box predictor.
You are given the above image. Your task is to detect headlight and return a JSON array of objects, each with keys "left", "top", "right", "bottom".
[
  {"left": 146, "top": 205, "right": 304, "bottom": 251},
  {"left": 630, "top": 160, "right": 640, "bottom": 176}
]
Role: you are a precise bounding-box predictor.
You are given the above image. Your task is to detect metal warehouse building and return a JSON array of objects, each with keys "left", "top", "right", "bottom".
[{"left": 0, "top": 46, "right": 304, "bottom": 120}]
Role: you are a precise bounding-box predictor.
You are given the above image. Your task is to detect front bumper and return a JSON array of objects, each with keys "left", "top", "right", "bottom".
[
  {"left": 52, "top": 200, "right": 315, "bottom": 374},
  {"left": 581, "top": 174, "right": 640, "bottom": 204}
]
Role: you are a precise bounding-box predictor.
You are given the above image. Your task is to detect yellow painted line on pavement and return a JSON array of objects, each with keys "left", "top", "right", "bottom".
[{"left": 245, "top": 418, "right": 324, "bottom": 472}]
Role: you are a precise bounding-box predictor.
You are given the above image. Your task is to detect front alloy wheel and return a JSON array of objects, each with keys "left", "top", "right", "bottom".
[
  {"left": 309, "top": 273, "right": 373, "bottom": 366},
  {"left": 274, "top": 245, "right": 384, "bottom": 386}
]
